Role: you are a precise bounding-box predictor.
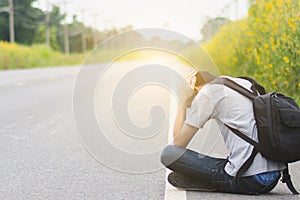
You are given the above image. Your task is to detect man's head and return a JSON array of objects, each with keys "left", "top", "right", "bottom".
[{"left": 195, "top": 71, "right": 217, "bottom": 87}]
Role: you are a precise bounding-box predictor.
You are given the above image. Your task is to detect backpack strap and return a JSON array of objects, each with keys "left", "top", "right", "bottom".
[
  {"left": 225, "top": 124, "right": 260, "bottom": 150},
  {"left": 228, "top": 126, "right": 299, "bottom": 195},
  {"left": 225, "top": 124, "right": 261, "bottom": 178},
  {"left": 281, "top": 164, "right": 299, "bottom": 195},
  {"left": 236, "top": 148, "right": 258, "bottom": 178},
  {"left": 211, "top": 77, "right": 256, "bottom": 100},
  {"left": 212, "top": 77, "right": 299, "bottom": 195},
  {"left": 238, "top": 76, "right": 266, "bottom": 95}
]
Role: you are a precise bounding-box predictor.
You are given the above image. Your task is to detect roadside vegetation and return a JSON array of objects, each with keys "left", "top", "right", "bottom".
[
  {"left": 0, "top": 41, "right": 85, "bottom": 69},
  {"left": 0, "top": 41, "right": 141, "bottom": 69},
  {"left": 0, "top": 0, "right": 298, "bottom": 103},
  {"left": 198, "top": 0, "right": 299, "bottom": 103},
  {"left": 0, "top": 0, "right": 134, "bottom": 69}
]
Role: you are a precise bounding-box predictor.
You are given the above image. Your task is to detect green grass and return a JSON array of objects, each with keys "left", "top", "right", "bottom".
[
  {"left": 0, "top": 41, "right": 145, "bottom": 70},
  {"left": 0, "top": 42, "right": 85, "bottom": 70}
]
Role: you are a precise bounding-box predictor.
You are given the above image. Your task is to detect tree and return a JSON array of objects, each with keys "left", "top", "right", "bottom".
[
  {"left": 0, "top": 0, "right": 44, "bottom": 44},
  {"left": 57, "top": 15, "right": 86, "bottom": 53},
  {"left": 33, "top": 5, "right": 65, "bottom": 50},
  {"left": 201, "top": 17, "right": 230, "bottom": 43}
]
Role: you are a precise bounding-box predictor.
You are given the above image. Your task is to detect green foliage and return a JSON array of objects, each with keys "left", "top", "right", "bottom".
[
  {"left": 33, "top": 25, "right": 60, "bottom": 50},
  {"left": 0, "top": 0, "right": 44, "bottom": 44},
  {"left": 0, "top": 1, "right": 136, "bottom": 53},
  {"left": 0, "top": 41, "right": 141, "bottom": 70},
  {"left": 203, "top": 0, "right": 299, "bottom": 100},
  {"left": 0, "top": 41, "right": 84, "bottom": 69},
  {"left": 48, "top": 5, "right": 65, "bottom": 27}
]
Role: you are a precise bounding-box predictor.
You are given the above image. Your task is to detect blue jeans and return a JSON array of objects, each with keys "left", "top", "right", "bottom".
[{"left": 161, "top": 145, "right": 280, "bottom": 195}]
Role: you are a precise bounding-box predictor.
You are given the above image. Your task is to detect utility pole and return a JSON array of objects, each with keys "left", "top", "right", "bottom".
[
  {"left": 103, "top": 19, "right": 111, "bottom": 49},
  {"left": 235, "top": 0, "right": 239, "bottom": 20},
  {"left": 80, "top": 9, "right": 87, "bottom": 54},
  {"left": 0, "top": 1, "right": 14, "bottom": 43},
  {"left": 55, "top": 1, "right": 70, "bottom": 54},
  {"left": 92, "top": 14, "right": 100, "bottom": 48},
  {"left": 64, "top": 25, "right": 69, "bottom": 55},
  {"left": 9, "top": 0, "right": 14, "bottom": 43},
  {"left": 45, "top": 0, "right": 50, "bottom": 47},
  {"left": 62, "top": 1, "right": 69, "bottom": 55}
]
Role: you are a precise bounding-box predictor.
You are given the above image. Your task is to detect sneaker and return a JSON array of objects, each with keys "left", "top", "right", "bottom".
[{"left": 167, "top": 172, "right": 218, "bottom": 191}]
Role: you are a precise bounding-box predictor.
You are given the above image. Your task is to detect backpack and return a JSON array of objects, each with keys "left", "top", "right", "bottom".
[{"left": 212, "top": 77, "right": 300, "bottom": 195}]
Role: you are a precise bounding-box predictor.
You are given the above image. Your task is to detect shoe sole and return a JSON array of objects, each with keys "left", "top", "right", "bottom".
[{"left": 168, "top": 172, "right": 218, "bottom": 192}]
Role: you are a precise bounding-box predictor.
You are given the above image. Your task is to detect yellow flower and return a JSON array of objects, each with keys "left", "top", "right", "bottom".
[
  {"left": 264, "top": 44, "right": 269, "bottom": 49},
  {"left": 269, "top": 74, "right": 273, "bottom": 80},
  {"left": 263, "top": 64, "right": 273, "bottom": 69},
  {"left": 285, "top": 67, "right": 290, "bottom": 72},
  {"left": 283, "top": 56, "right": 289, "bottom": 63}
]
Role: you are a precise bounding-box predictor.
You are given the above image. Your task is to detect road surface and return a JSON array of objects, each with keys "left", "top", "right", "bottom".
[{"left": 0, "top": 61, "right": 299, "bottom": 200}]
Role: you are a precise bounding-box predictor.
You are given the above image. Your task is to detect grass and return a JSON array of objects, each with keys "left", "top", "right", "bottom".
[
  {"left": 0, "top": 41, "right": 151, "bottom": 70},
  {"left": 0, "top": 42, "right": 87, "bottom": 70}
]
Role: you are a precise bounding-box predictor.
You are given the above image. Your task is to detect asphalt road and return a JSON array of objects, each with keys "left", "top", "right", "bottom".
[
  {"left": 0, "top": 63, "right": 165, "bottom": 200},
  {"left": 0, "top": 62, "right": 299, "bottom": 200}
]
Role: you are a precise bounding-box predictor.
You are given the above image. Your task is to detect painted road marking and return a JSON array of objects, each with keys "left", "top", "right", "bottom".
[
  {"left": 48, "top": 76, "right": 57, "bottom": 80},
  {"left": 164, "top": 96, "right": 186, "bottom": 200},
  {"left": 15, "top": 82, "right": 27, "bottom": 87},
  {"left": 164, "top": 169, "right": 186, "bottom": 200}
]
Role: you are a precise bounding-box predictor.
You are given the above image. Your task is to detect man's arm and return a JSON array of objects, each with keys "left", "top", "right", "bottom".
[
  {"left": 173, "top": 124, "right": 198, "bottom": 148},
  {"left": 173, "top": 100, "right": 199, "bottom": 148},
  {"left": 173, "top": 100, "right": 189, "bottom": 137},
  {"left": 171, "top": 70, "right": 201, "bottom": 148}
]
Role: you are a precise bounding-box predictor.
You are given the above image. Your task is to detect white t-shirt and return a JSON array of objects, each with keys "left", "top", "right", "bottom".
[{"left": 185, "top": 76, "right": 285, "bottom": 177}]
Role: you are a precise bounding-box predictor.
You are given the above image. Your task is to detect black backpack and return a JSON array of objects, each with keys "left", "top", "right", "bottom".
[{"left": 213, "top": 77, "right": 300, "bottom": 195}]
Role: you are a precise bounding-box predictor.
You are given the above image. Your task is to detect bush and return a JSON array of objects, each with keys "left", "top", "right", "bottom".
[
  {"left": 204, "top": 0, "right": 300, "bottom": 102},
  {"left": 0, "top": 41, "right": 84, "bottom": 70}
]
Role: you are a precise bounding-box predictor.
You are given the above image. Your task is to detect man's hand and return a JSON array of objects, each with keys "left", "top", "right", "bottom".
[
  {"left": 173, "top": 70, "right": 200, "bottom": 139},
  {"left": 179, "top": 70, "right": 199, "bottom": 107},
  {"left": 172, "top": 70, "right": 203, "bottom": 146}
]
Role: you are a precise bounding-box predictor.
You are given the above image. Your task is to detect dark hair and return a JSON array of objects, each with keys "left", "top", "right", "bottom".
[{"left": 195, "top": 71, "right": 217, "bottom": 86}]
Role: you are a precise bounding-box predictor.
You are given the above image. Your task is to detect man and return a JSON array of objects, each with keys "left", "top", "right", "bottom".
[{"left": 160, "top": 71, "right": 285, "bottom": 194}]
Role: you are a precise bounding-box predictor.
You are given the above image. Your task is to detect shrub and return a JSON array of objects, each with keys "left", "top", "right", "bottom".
[
  {"left": 0, "top": 41, "right": 84, "bottom": 70},
  {"left": 204, "top": 0, "right": 299, "bottom": 101}
]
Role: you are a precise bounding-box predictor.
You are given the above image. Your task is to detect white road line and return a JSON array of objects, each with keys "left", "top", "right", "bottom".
[
  {"left": 164, "top": 96, "right": 186, "bottom": 200},
  {"left": 164, "top": 169, "right": 187, "bottom": 200},
  {"left": 15, "top": 82, "right": 27, "bottom": 87},
  {"left": 48, "top": 76, "right": 57, "bottom": 80}
]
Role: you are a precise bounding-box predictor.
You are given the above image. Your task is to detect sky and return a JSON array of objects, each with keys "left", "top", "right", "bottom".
[{"left": 33, "top": 0, "right": 249, "bottom": 40}]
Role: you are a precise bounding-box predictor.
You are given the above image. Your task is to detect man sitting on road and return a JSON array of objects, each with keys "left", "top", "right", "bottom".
[{"left": 160, "top": 71, "right": 285, "bottom": 194}]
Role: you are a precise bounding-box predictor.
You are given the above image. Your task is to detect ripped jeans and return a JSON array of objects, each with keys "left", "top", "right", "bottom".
[{"left": 160, "top": 145, "right": 280, "bottom": 195}]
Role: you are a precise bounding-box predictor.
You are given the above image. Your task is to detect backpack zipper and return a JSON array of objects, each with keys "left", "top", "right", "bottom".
[{"left": 270, "top": 93, "right": 281, "bottom": 148}]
